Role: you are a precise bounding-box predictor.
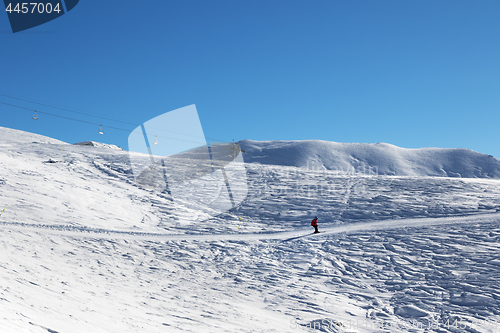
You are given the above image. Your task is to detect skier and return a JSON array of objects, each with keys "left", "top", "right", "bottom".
[{"left": 311, "top": 216, "right": 319, "bottom": 233}]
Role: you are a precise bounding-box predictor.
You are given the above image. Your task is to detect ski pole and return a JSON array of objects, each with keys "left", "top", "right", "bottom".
[
  {"left": 0, "top": 206, "right": 6, "bottom": 217},
  {"left": 238, "top": 217, "right": 241, "bottom": 229}
]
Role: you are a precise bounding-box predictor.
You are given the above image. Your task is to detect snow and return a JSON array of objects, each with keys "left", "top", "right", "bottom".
[
  {"left": 240, "top": 139, "right": 500, "bottom": 179},
  {"left": 74, "top": 141, "right": 123, "bottom": 150},
  {"left": 394, "top": 305, "right": 429, "bottom": 318},
  {"left": 1, "top": 126, "right": 500, "bottom": 332}
]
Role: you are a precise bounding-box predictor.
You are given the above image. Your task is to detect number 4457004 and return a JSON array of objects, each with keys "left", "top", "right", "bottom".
[{"left": 5, "top": 2, "right": 62, "bottom": 14}]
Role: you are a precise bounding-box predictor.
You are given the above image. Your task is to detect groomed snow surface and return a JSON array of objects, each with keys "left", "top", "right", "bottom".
[{"left": 1, "top": 126, "right": 500, "bottom": 332}]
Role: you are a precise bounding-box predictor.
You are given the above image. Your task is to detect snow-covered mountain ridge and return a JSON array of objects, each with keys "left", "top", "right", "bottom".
[
  {"left": 240, "top": 139, "right": 500, "bottom": 178},
  {"left": 4, "top": 124, "right": 497, "bottom": 179}
]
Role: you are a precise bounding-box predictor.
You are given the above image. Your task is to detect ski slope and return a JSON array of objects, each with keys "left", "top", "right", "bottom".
[
  {"left": 1, "top": 126, "right": 500, "bottom": 332},
  {"left": 2, "top": 212, "right": 500, "bottom": 243}
]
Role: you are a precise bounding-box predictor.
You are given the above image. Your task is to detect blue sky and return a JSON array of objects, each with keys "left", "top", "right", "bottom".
[{"left": 1, "top": 1, "right": 499, "bottom": 157}]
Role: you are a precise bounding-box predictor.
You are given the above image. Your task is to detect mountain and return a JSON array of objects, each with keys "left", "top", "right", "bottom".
[
  {"left": 240, "top": 139, "right": 500, "bottom": 178},
  {"left": 1, "top": 126, "right": 500, "bottom": 332}
]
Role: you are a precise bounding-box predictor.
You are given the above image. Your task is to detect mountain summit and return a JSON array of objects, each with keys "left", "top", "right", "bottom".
[{"left": 240, "top": 139, "right": 500, "bottom": 178}]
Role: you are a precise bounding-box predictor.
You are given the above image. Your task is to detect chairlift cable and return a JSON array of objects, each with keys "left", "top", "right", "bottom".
[
  {"left": 0, "top": 101, "right": 205, "bottom": 145},
  {"left": 0, "top": 92, "right": 215, "bottom": 142},
  {"left": 1, "top": 97, "right": 298, "bottom": 165}
]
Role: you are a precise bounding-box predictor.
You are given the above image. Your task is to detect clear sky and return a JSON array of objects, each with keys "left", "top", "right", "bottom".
[{"left": 1, "top": 1, "right": 499, "bottom": 157}]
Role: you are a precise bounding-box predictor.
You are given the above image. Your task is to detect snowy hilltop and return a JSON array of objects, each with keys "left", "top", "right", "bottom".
[
  {"left": 74, "top": 141, "right": 123, "bottom": 150},
  {"left": 240, "top": 139, "right": 500, "bottom": 178}
]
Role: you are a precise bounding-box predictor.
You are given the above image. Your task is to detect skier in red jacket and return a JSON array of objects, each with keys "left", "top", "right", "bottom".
[{"left": 311, "top": 217, "right": 319, "bottom": 233}]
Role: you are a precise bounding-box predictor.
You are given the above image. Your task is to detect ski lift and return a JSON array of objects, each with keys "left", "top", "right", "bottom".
[
  {"left": 32, "top": 111, "right": 38, "bottom": 120},
  {"left": 153, "top": 135, "right": 159, "bottom": 145},
  {"left": 228, "top": 142, "right": 245, "bottom": 160},
  {"left": 99, "top": 125, "right": 104, "bottom": 135}
]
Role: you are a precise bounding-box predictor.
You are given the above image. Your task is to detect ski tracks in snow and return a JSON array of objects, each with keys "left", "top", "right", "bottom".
[{"left": 1, "top": 212, "right": 499, "bottom": 242}]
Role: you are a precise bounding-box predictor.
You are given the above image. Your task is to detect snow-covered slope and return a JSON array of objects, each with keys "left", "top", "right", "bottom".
[
  {"left": 74, "top": 141, "right": 123, "bottom": 150},
  {"left": 1, "top": 126, "right": 500, "bottom": 333},
  {"left": 240, "top": 140, "right": 500, "bottom": 178}
]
